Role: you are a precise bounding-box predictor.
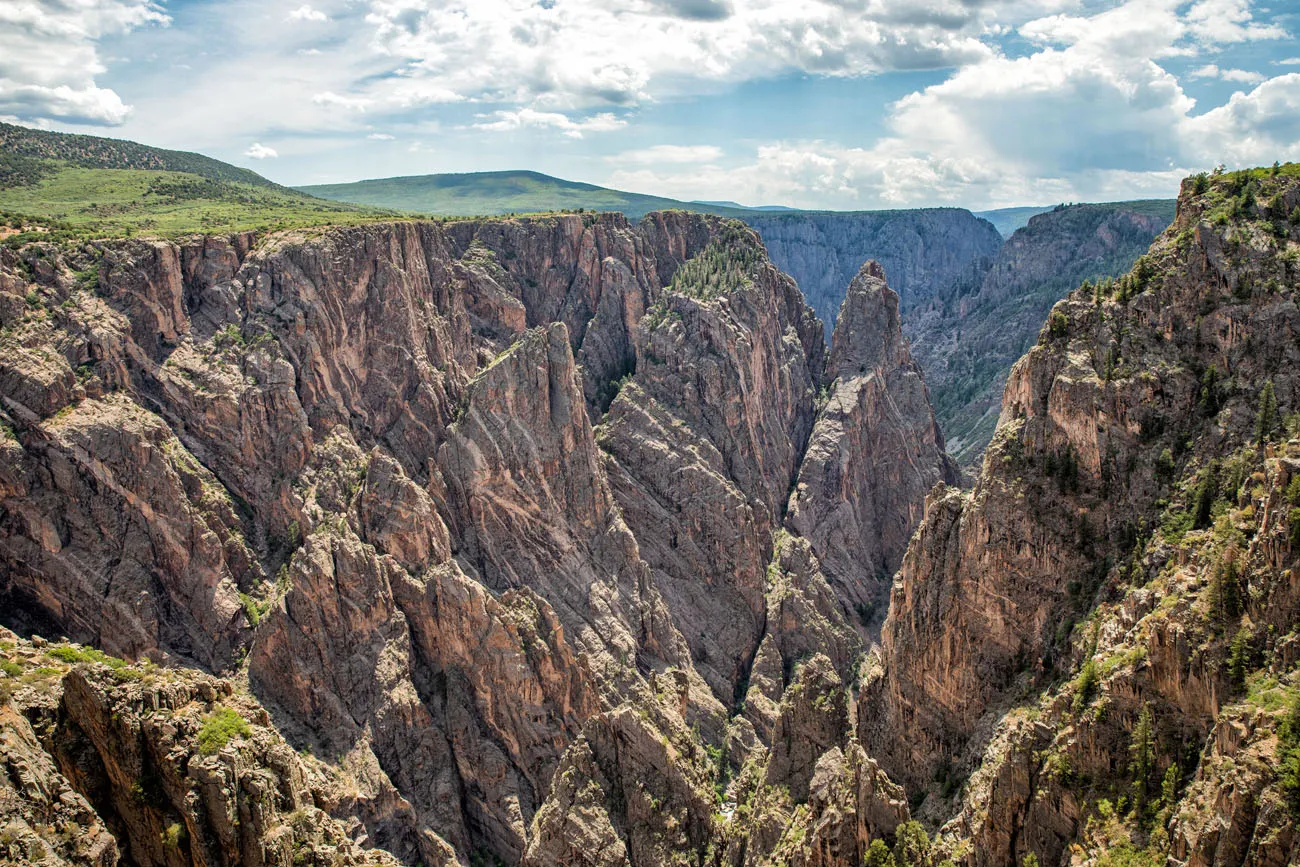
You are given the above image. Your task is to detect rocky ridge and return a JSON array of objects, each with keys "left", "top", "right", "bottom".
[
  {"left": 858, "top": 165, "right": 1300, "bottom": 865},
  {"left": 753, "top": 203, "right": 1175, "bottom": 470},
  {"left": 0, "top": 208, "right": 952, "bottom": 865},
  {"left": 906, "top": 202, "right": 1174, "bottom": 467}
]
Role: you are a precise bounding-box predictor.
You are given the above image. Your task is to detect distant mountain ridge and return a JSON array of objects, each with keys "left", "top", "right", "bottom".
[{"left": 297, "top": 169, "right": 761, "bottom": 220}]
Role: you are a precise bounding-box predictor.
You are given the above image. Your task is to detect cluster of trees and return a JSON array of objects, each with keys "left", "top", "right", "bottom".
[{"left": 669, "top": 221, "right": 765, "bottom": 300}]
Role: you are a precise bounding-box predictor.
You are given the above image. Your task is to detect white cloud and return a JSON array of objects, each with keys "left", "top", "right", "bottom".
[
  {"left": 1183, "top": 0, "right": 1286, "bottom": 44},
  {"left": 360, "top": 0, "right": 1001, "bottom": 111},
  {"left": 312, "top": 91, "right": 370, "bottom": 110},
  {"left": 0, "top": 0, "right": 169, "bottom": 124},
  {"left": 245, "top": 142, "right": 279, "bottom": 159},
  {"left": 1186, "top": 74, "right": 1300, "bottom": 165},
  {"left": 1190, "top": 64, "right": 1266, "bottom": 82},
  {"left": 612, "top": 145, "right": 724, "bottom": 164},
  {"left": 1274, "top": 57, "right": 1300, "bottom": 66},
  {"left": 612, "top": 0, "right": 1298, "bottom": 209},
  {"left": 288, "top": 5, "right": 329, "bottom": 22},
  {"left": 1221, "top": 68, "right": 1265, "bottom": 83},
  {"left": 367, "top": 132, "right": 395, "bottom": 140},
  {"left": 471, "top": 108, "right": 627, "bottom": 138}
]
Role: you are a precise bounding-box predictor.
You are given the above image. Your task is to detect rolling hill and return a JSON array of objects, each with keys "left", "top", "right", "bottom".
[
  {"left": 296, "top": 169, "right": 765, "bottom": 219},
  {"left": 0, "top": 122, "right": 396, "bottom": 240}
]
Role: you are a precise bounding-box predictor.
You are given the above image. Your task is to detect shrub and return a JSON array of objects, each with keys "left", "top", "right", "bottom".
[
  {"left": 865, "top": 839, "right": 897, "bottom": 867},
  {"left": 1073, "top": 658, "right": 1100, "bottom": 713},
  {"left": 197, "top": 707, "right": 252, "bottom": 755},
  {"left": 893, "top": 821, "right": 930, "bottom": 866},
  {"left": 1048, "top": 309, "right": 1069, "bottom": 339},
  {"left": 46, "top": 645, "right": 128, "bottom": 668},
  {"left": 161, "top": 822, "right": 187, "bottom": 851}
]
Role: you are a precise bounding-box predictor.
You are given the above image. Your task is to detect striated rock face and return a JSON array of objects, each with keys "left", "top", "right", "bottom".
[
  {"left": 523, "top": 693, "right": 717, "bottom": 867},
  {"left": 747, "top": 209, "right": 1001, "bottom": 325},
  {"left": 787, "top": 261, "right": 958, "bottom": 626},
  {"left": 0, "top": 630, "right": 405, "bottom": 867},
  {"left": 597, "top": 223, "right": 829, "bottom": 699},
  {"left": 0, "top": 699, "right": 120, "bottom": 866},
  {"left": 0, "top": 205, "right": 964, "bottom": 865},
  {"left": 859, "top": 168, "right": 1300, "bottom": 866},
  {"left": 905, "top": 202, "right": 1175, "bottom": 467}
]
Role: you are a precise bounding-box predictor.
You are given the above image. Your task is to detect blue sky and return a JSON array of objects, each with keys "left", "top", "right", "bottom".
[{"left": 2, "top": 0, "right": 1298, "bottom": 209}]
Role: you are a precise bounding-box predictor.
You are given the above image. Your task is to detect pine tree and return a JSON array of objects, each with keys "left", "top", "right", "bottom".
[
  {"left": 1208, "top": 559, "right": 1242, "bottom": 631},
  {"left": 1256, "top": 381, "right": 1278, "bottom": 446},
  {"left": 1129, "top": 704, "right": 1157, "bottom": 818},
  {"left": 1193, "top": 462, "right": 1219, "bottom": 530},
  {"left": 1227, "top": 627, "right": 1251, "bottom": 692},
  {"left": 1199, "top": 366, "right": 1220, "bottom": 417}
]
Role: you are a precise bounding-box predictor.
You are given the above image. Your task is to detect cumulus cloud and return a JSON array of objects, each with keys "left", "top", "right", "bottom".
[
  {"left": 1186, "top": 74, "right": 1300, "bottom": 165},
  {"left": 361, "top": 0, "right": 998, "bottom": 111},
  {"left": 312, "top": 91, "right": 370, "bottom": 110},
  {"left": 367, "top": 132, "right": 395, "bottom": 140},
  {"left": 1190, "top": 64, "right": 1265, "bottom": 82},
  {"left": 288, "top": 5, "right": 329, "bottom": 22},
  {"left": 1183, "top": 0, "right": 1286, "bottom": 44},
  {"left": 245, "top": 142, "right": 279, "bottom": 159},
  {"left": 0, "top": 0, "right": 169, "bottom": 124},
  {"left": 612, "top": 145, "right": 725, "bottom": 164},
  {"left": 611, "top": 0, "right": 1297, "bottom": 209},
  {"left": 471, "top": 108, "right": 627, "bottom": 138}
]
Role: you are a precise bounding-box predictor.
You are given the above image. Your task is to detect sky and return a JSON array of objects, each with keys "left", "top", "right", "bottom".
[{"left": 1, "top": 0, "right": 1298, "bottom": 210}]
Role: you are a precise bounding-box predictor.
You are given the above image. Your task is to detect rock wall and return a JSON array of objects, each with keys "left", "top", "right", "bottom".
[
  {"left": 905, "top": 202, "right": 1174, "bottom": 466},
  {"left": 860, "top": 169, "right": 1300, "bottom": 865},
  {"left": 0, "top": 209, "right": 956, "bottom": 866},
  {"left": 748, "top": 209, "right": 1001, "bottom": 326}
]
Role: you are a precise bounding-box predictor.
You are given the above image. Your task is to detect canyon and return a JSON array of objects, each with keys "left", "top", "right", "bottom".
[
  {"left": 2, "top": 163, "right": 1299, "bottom": 867},
  {"left": 751, "top": 202, "right": 1174, "bottom": 467}
]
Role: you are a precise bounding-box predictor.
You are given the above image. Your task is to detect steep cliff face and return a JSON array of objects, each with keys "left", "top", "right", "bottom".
[
  {"left": 0, "top": 206, "right": 958, "bottom": 866},
  {"left": 597, "top": 223, "right": 826, "bottom": 699},
  {"left": 905, "top": 202, "right": 1175, "bottom": 467},
  {"left": 787, "top": 261, "right": 958, "bottom": 625},
  {"left": 748, "top": 210, "right": 1002, "bottom": 327},
  {"left": 860, "top": 167, "right": 1300, "bottom": 865},
  {"left": 1, "top": 629, "right": 403, "bottom": 867}
]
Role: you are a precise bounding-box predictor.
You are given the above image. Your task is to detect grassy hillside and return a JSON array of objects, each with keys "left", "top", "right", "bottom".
[
  {"left": 0, "top": 122, "right": 280, "bottom": 189},
  {"left": 0, "top": 124, "right": 398, "bottom": 242},
  {"left": 297, "top": 170, "right": 757, "bottom": 219}
]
